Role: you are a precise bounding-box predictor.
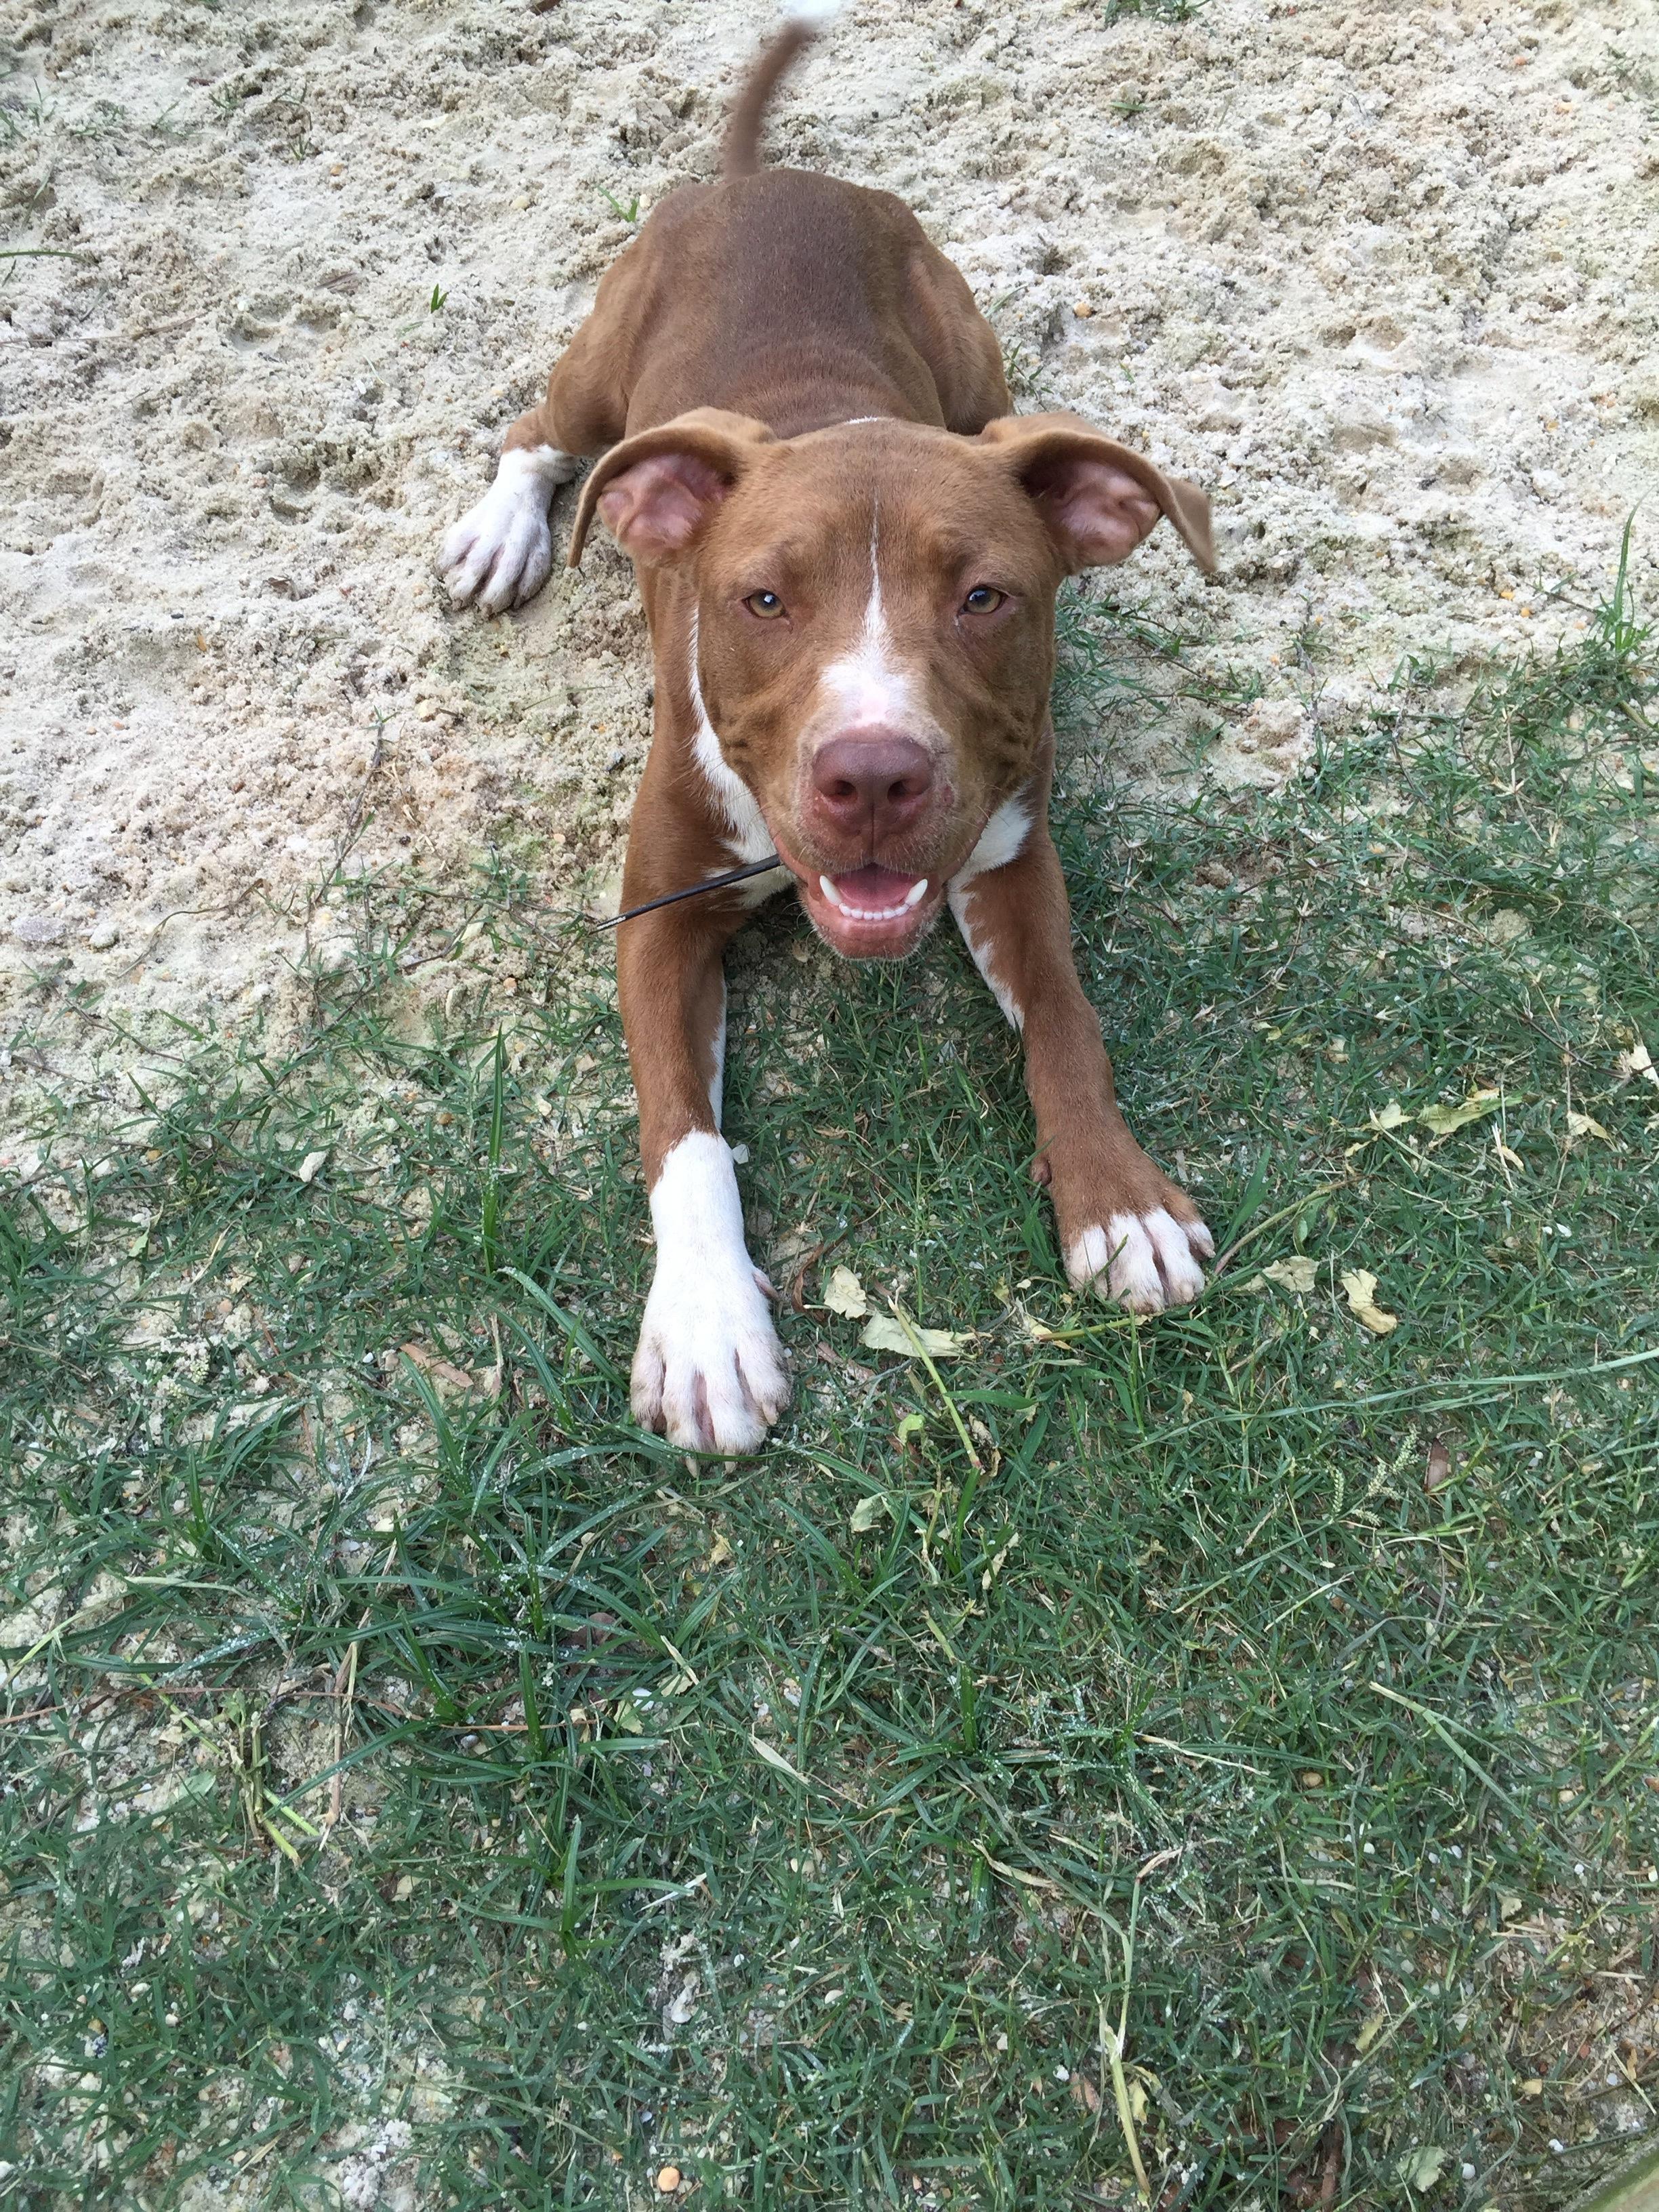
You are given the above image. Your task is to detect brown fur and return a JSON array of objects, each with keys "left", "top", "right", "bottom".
[{"left": 460, "top": 21, "right": 1218, "bottom": 1443}]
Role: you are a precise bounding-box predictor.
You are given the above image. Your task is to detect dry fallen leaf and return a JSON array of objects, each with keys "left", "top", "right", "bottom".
[
  {"left": 1418, "top": 1088, "right": 1500, "bottom": 1136},
  {"left": 1615, "top": 1040, "right": 1657, "bottom": 1087},
  {"left": 861, "top": 1315, "right": 970, "bottom": 1357},
  {"left": 1425, "top": 1439, "right": 1453, "bottom": 1492},
  {"left": 850, "top": 1493, "right": 894, "bottom": 1534},
  {"left": 707, "top": 1532, "right": 733, "bottom": 1569},
  {"left": 401, "top": 1341, "right": 480, "bottom": 1392},
  {"left": 823, "top": 1265, "right": 869, "bottom": 1319},
  {"left": 1396, "top": 2145, "right": 1448, "bottom": 2193},
  {"left": 1565, "top": 1109, "right": 1613, "bottom": 1144},
  {"left": 1340, "top": 1269, "right": 1398, "bottom": 1336},
  {"left": 1068, "top": 2071, "right": 1103, "bottom": 2117},
  {"left": 1261, "top": 1255, "right": 1318, "bottom": 1294},
  {"left": 1370, "top": 1099, "right": 1408, "bottom": 1132},
  {"left": 750, "top": 1732, "right": 810, "bottom": 1786}
]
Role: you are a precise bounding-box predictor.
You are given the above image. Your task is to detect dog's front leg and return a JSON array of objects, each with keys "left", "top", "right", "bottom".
[
  {"left": 950, "top": 816, "right": 1213, "bottom": 1312},
  {"left": 438, "top": 406, "right": 580, "bottom": 615},
  {"left": 617, "top": 902, "right": 790, "bottom": 1453}
]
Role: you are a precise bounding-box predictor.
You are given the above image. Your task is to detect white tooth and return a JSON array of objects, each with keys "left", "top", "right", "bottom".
[
  {"left": 819, "top": 874, "right": 847, "bottom": 914},
  {"left": 901, "top": 877, "right": 929, "bottom": 910}
]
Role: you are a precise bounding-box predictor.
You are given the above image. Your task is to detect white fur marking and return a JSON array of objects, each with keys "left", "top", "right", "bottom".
[
  {"left": 437, "top": 444, "right": 576, "bottom": 615},
  {"left": 817, "top": 499, "right": 928, "bottom": 729},
  {"left": 948, "top": 792, "right": 1037, "bottom": 1028},
  {"left": 631, "top": 1132, "right": 790, "bottom": 1452},
  {"left": 688, "top": 611, "right": 781, "bottom": 873},
  {"left": 1067, "top": 1208, "right": 1212, "bottom": 1314},
  {"left": 709, "top": 987, "right": 727, "bottom": 1126},
  {"left": 949, "top": 895, "right": 1024, "bottom": 1030},
  {"left": 951, "top": 794, "right": 1034, "bottom": 888}
]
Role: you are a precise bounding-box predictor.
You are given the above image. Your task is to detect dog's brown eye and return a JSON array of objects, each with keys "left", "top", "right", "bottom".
[
  {"left": 962, "top": 586, "right": 1005, "bottom": 615},
  {"left": 744, "top": 590, "right": 786, "bottom": 619}
]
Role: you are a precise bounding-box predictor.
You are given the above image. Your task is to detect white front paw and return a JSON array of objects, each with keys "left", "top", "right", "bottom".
[
  {"left": 436, "top": 446, "right": 575, "bottom": 613},
  {"left": 631, "top": 1263, "right": 790, "bottom": 1454},
  {"left": 1067, "top": 1207, "right": 1214, "bottom": 1314},
  {"left": 438, "top": 493, "right": 552, "bottom": 614}
]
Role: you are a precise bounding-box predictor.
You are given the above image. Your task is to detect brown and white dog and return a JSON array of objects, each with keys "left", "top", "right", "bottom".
[{"left": 439, "top": 5, "right": 1216, "bottom": 1454}]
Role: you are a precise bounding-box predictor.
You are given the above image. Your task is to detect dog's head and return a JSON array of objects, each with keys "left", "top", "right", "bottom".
[{"left": 571, "top": 411, "right": 1212, "bottom": 959}]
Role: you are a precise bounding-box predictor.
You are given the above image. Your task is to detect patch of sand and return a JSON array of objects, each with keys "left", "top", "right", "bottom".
[{"left": 2, "top": 0, "right": 1656, "bottom": 1111}]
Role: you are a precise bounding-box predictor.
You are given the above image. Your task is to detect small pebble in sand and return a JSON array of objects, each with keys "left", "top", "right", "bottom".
[
  {"left": 1072, "top": 300, "right": 1093, "bottom": 317},
  {"left": 655, "top": 2167, "right": 682, "bottom": 2194}
]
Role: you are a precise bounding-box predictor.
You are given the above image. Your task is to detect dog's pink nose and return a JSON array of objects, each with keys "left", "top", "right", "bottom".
[{"left": 808, "top": 733, "right": 935, "bottom": 844}]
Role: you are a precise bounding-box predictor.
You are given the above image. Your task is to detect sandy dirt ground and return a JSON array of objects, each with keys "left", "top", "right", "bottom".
[{"left": 1, "top": 0, "right": 1657, "bottom": 1130}]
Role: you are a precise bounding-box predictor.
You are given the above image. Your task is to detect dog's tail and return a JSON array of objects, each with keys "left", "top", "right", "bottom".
[{"left": 721, "top": 1, "right": 842, "bottom": 180}]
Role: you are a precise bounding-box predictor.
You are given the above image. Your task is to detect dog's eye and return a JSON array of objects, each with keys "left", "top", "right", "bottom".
[
  {"left": 744, "top": 590, "right": 786, "bottom": 619},
  {"left": 962, "top": 586, "right": 1006, "bottom": 615}
]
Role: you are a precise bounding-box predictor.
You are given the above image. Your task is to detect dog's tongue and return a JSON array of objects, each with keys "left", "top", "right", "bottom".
[{"left": 830, "top": 865, "right": 925, "bottom": 914}]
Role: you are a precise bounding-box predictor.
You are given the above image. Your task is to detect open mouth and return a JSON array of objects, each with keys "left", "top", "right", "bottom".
[
  {"left": 817, "top": 865, "right": 931, "bottom": 922},
  {"left": 796, "top": 862, "right": 945, "bottom": 956}
]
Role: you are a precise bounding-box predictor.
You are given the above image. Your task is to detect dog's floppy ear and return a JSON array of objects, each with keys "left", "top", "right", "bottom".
[
  {"left": 978, "top": 412, "right": 1214, "bottom": 575},
  {"left": 568, "top": 408, "right": 777, "bottom": 567}
]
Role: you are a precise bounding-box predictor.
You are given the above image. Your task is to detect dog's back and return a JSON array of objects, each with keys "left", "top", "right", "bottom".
[{"left": 547, "top": 10, "right": 1008, "bottom": 448}]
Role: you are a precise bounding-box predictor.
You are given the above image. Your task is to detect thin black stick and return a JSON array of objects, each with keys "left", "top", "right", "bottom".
[{"left": 588, "top": 854, "right": 783, "bottom": 930}]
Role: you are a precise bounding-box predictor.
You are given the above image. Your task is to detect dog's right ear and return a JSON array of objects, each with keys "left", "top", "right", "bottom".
[{"left": 568, "top": 409, "right": 777, "bottom": 567}]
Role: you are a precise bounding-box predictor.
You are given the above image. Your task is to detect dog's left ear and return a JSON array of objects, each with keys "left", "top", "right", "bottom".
[
  {"left": 568, "top": 408, "right": 777, "bottom": 567},
  {"left": 979, "top": 413, "right": 1214, "bottom": 574}
]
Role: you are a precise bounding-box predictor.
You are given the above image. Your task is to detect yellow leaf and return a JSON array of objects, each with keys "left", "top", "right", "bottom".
[
  {"left": 823, "top": 1265, "right": 868, "bottom": 1319},
  {"left": 1418, "top": 1088, "right": 1500, "bottom": 1136},
  {"left": 1493, "top": 1139, "right": 1525, "bottom": 1169},
  {"left": 850, "top": 1493, "right": 894, "bottom": 1534},
  {"left": 861, "top": 1315, "right": 970, "bottom": 1357},
  {"left": 1565, "top": 1110, "right": 1613, "bottom": 1144},
  {"left": 707, "top": 1533, "right": 733, "bottom": 1569},
  {"left": 1370, "top": 1100, "right": 1408, "bottom": 1132},
  {"left": 1397, "top": 2146, "right": 1448, "bottom": 2193},
  {"left": 1355, "top": 2011, "right": 1389, "bottom": 2055},
  {"left": 1261, "top": 1256, "right": 1318, "bottom": 1294},
  {"left": 1341, "top": 1269, "right": 1398, "bottom": 1336}
]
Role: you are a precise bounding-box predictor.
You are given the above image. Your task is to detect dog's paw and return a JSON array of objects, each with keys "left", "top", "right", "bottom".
[
  {"left": 631, "top": 1265, "right": 790, "bottom": 1454},
  {"left": 437, "top": 447, "right": 575, "bottom": 614},
  {"left": 1067, "top": 1207, "right": 1214, "bottom": 1315}
]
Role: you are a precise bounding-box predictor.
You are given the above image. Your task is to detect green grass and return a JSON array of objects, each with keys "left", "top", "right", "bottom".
[
  {"left": 1097, "top": 0, "right": 1206, "bottom": 26},
  {"left": 3, "top": 565, "right": 1658, "bottom": 2209}
]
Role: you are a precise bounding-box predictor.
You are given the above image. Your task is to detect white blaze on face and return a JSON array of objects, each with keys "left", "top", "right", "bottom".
[
  {"left": 631, "top": 1132, "right": 790, "bottom": 1453},
  {"left": 816, "top": 503, "right": 929, "bottom": 732}
]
